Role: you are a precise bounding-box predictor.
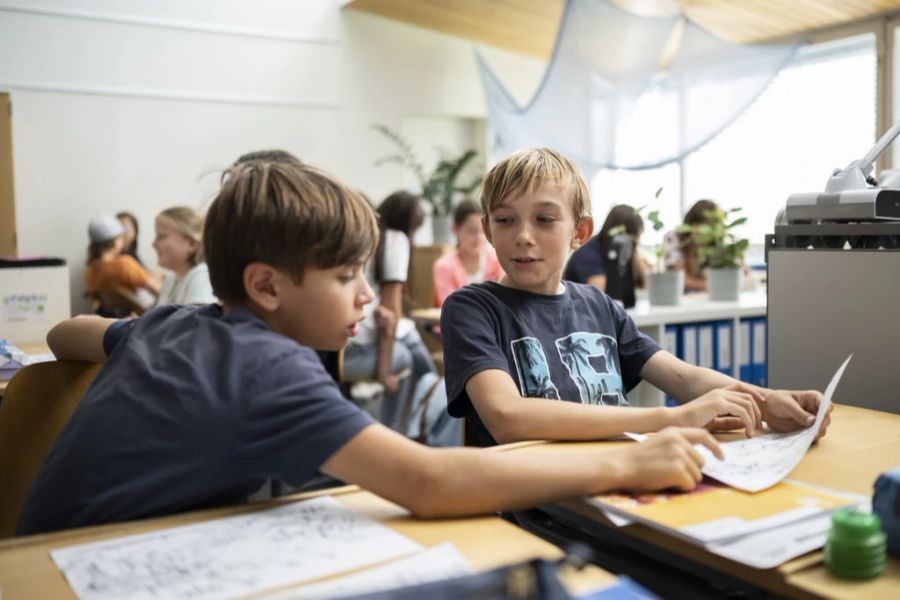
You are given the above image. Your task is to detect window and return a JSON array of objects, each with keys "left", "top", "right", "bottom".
[{"left": 592, "top": 34, "right": 877, "bottom": 259}]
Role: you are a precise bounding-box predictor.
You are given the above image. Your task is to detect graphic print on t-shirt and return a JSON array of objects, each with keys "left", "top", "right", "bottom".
[
  {"left": 555, "top": 332, "right": 625, "bottom": 406},
  {"left": 510, "top": 337, "right": 561, "bottom": 399},
  {"left": 510, "top": 333, "right": 626, "bottom": 405}
]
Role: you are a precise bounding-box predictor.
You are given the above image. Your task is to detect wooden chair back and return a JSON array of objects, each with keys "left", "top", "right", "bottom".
[{"left": 0, "top": 361, "right": 100, "bottom": 537}]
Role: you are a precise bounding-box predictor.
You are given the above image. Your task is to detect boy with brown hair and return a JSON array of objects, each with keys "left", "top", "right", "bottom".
[
  {"left": 441, "top": 147, "right": 831, "bottom": 446},
  {"left": 18, "top": 156, "right": 721, "bottom": 536}
]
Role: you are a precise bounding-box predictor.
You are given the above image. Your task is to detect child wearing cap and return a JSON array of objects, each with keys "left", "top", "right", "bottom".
[{"left": 86, "top": 214, "right": 160, "bottom": 314}]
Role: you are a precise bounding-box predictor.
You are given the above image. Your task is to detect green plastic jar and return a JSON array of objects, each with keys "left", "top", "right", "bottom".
[{"left": 824, "top": 508, "right": 887, "bottom": 580}]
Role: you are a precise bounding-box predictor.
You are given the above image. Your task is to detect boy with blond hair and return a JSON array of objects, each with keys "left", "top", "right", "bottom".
[
  {"left": 441, "top": 148, "right": 831, "bottom": 446},
  {"left": 18, "top": 156, "right": 722, "bottom": 535}
]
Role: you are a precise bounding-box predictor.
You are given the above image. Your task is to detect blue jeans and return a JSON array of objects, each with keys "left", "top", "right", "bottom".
[{"left": 343, "top": 330, "right": 436, "bottom": 431}]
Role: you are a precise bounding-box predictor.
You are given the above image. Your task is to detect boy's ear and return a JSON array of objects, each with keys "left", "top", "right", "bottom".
[
  {"left": 481, "top": 216, "right": 493, "bottom": 245},
  {"left": 243, "top": 262, "right": 281, "bottom": 312},
  {"left": 571, "top": 216, "right": 594, "bottom": 250}
]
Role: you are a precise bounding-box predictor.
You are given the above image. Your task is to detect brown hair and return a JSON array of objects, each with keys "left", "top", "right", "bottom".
[
  {"left": 204, "top": 160, "right": 379, "bottom": 305},
  {"left": 680, "top": 199, "right": 720, "bottom": 278},
  {"left": 453, "top": 199, "right": 482, "bottom": 228},
  {"left": 156, "top": 206, "right": 205, "bottom": 267},
  {"left": 598, "top": 204, "right": 644, "bottom": 248},
  {"left": 480, "top": 148, "right": 591, "bottom": 221}
]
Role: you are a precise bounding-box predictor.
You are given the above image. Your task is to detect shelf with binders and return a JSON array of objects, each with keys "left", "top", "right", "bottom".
[{"left": 624, "top": 291, "right": 767, "bottom": 408}]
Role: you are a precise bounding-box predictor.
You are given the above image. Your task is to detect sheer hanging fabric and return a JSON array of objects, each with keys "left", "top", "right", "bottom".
[{"left": 479, "top": 0, "right": 800, "bottom": 173}]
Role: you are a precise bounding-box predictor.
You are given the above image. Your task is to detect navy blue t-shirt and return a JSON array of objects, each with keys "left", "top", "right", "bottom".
[
  {"left": 441, "top": 281, "right": 660, "bottom": 445},
  {"left": 17, "top": 305, "right": 374, "bottom": 535},
  {"left": 563, "top": 236, "right": 606, "bottom": 284}
]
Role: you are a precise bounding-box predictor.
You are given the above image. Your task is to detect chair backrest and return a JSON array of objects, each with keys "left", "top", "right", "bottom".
[
  {"left": 0, "top": 360, "right": 100, "bottom": 537},
  {"left": 94, "top": 287, "right": 146, "bottom": 318},
  {"left": 406, "top": 244, "right": 448, "bottom": 311}
]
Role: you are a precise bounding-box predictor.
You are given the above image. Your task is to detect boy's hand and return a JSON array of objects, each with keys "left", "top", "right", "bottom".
[
  {"left": 616, "top": 427, "right": 722, "bottom": 492},
  {"left": 761, "top": 389, "right": 830, "bottom": 441},
  {"left": 672, "top": 383, "right": 763, "bottom": 437}
]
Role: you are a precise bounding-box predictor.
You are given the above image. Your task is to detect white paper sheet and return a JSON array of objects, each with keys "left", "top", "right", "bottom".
[
  {"left": 628, "top": 355, "right": 851, "bottom": 493},
  {"left": 50, "top": 496, "right": 423, "bottom": 600},
  {"left": 263, "top": 542, "right": 473, "bottom": 599}
]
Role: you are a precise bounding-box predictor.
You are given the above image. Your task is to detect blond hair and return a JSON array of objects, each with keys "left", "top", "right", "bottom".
[
  {"left": 480, "top": 148, "right": 591, "bottom": 221},
  {"left": 204, "top": 160, "right": 379, "bottom": 305},
  {"left": 156, "top": 206, "right": 205, "bottom": 267}
]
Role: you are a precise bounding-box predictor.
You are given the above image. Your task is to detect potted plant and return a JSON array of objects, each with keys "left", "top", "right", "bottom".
[
  {"left": 678, "top": 207, "right": 749, "bottom": 301},
  {"left": 642, "top": 188, "right": 684, "bottom": 306},
  {"left": 373, "top": 125, "right": 482, "bottom": 245}
]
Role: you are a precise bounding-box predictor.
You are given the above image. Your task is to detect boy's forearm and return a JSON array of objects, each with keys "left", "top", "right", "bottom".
[
  {"left": 486, "top": 396, "right": 674, "bottom": 443},
  {"left": 46, "top": 316, "right": 115, "bottom": 363}
]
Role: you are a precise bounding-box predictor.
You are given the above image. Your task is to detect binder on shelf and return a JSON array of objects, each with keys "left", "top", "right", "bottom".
[
  {"left": 715, "top": 320, "right": 734, "bottom": 378},
  {"left": 682, "top": 324, "right": 698, "bottom": 366},
  {"left": 698, "top": 323, "right": 715, "bottom": 370},
  {"left": 752, "top": 317, "right": 768, "bottom": 387},
  {"left": 739, "top": 319, "right": 753, "bottom": 383},
  {"left": 663, "top": 324, "right": 679, "bottom": 407}
]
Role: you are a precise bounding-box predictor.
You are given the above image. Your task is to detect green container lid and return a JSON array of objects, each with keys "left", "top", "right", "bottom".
[{"left": 824, "top": 509, "right": 887, "bottom": 580}]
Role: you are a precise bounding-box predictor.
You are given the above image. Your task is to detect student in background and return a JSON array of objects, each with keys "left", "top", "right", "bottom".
[
  {"left": 563, "top": 204, "right": 647, "bottom": 299},
  {"left": 664, "top": 199, "right": 718, "bottom": 292},
  {"left": 441, "top": 148, "right": 830, "bottom": 447},
  {"left": 17, "top": 158, "right": 723, "bottom": 535},
  {"left": 85, "top": 214, "right": 159, "bottom": 314},
  {"left": 153, "top": 207, "right": 216, "bottom": 306},
  {"left": 432, "top": 199, "right": 503, "bottom": 307},
  {"left": 343, "top": 191, "right": 438, "bottom": 431},
  {"left": 117, "top": 211, "right": 144, "bottom": 266}
]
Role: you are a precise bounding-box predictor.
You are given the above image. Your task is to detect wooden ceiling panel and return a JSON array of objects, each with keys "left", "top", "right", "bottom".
[{"left": 345, "top": 0, "right": 900, "bottom": 58}]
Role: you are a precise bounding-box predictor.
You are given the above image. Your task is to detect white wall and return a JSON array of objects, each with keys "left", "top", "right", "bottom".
[{"left": 0, "top": 0, "right": 546, "bottom": 312}]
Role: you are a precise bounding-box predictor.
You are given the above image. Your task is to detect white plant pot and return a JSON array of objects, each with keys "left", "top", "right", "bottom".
[
  {"left": 647, "top": 271, "right": 684, "bottom": 306},
  {"left": 707, "top": 267, "right": 742, "bottom": 301},
  {"left": 432, "top": 215, "right": 453, "bottom": 246}
]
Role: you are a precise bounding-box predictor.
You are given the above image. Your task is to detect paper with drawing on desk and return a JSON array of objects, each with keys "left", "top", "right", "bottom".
[
  {"left": 50, "top": 496, "right": 423, "bottom": 600},
  {"left": 628, "top": 354, "right": 851, "bottom": 493}
]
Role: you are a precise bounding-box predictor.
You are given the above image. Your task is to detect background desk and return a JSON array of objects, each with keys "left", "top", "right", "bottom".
[
  {"left": 0, "top": 343, "right": 52, "bottom": 399},
  {"left": 507, "top": 404, "right": 900, "bottom": 599},
  {"left": 0, "top": 486, "right": 614, "bottom": 599}
]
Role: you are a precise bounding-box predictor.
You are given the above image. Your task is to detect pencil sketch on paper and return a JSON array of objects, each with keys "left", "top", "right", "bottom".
[
  {"left": 50, "top": 496, "right": 423, "bottom": 600},
  {"left": 627, "top": 354, "right": 851, "bottom": 493}
]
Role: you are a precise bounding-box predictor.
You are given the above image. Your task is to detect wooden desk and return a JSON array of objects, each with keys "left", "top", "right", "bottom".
[
  {"left": 410, "top": 307, "right": 442, "bottom": 326},
  {"left": 0, "top": 344, "right": 52, "bottom": 397},
  {"left": 0, "top": 486, "right": 615, "bottom": 599},
  {"left": 508, "top": 404, "right": 900, "bottom": 599}
]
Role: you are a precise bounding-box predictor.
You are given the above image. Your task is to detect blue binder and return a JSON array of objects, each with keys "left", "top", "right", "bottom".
[
  {"left": 663, "top": 324, "right": 679, "bottom": 407},
  {"left": 752, "top": 317, "right": 767, "bottom": 387},
  {"left": 698, "top": 322, "right": 715, "bottom": 370},
  {"left": 682, "top": 324, "right": 698, "bottom": 366},
  {"left": 714, "top": 320, "right": 734, "bottom": 378},
  {"left": 739, "top": 319, "right": 753, "bottom": 383}
]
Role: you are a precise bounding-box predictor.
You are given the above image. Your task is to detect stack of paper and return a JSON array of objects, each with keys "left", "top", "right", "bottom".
[
  {"left": 598, "top": 355, "right": 861, "bottom": 568},
  {"left": 0, "top": 339, "right": 54, "bottom": 379}
]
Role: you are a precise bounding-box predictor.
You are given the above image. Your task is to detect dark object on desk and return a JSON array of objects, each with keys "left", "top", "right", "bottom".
[
  {"left": 345, "top": 557, "right": 573, "bottom": 600},
  {"left": 873, "top": 468, "right": 900, "bottom": 557},
  {"left": 0, "top": 257, "right": 66, "bottom": 268},
  {"left": 602, "top": 234, "right": 636, "bottom": 309}
]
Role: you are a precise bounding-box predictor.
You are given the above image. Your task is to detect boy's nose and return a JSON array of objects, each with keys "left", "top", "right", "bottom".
[
  {"left": 359, "top": 278, "right": 375, "bottom": 305},
  {"left": 514, "top": 224, "right": 535, "bottom": 246}
]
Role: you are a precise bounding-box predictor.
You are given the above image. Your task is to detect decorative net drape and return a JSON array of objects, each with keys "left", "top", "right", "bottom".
[{"left": 479, "top": 0, "right": 800, "bottom": 174}]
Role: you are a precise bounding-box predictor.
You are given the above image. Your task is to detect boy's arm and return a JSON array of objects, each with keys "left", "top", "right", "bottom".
[
  {"left": 46, "top": 316, "right": 117, "bottom": 362},
  {"left": 466, "top": 369, "right": 678, "bottom": 443},
  {"left": 375, "top": 281, "right": 404, "bottom": 394},
  {"left": 322, "top": 422, "right": 722, "bottom": 518}
]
